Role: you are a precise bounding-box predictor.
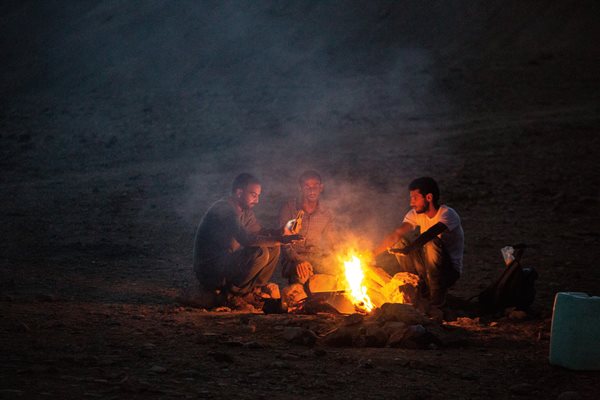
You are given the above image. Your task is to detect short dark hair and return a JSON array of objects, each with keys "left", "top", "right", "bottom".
[
  {"left": 298, "top": 170, "right": 322, "bottom": 185},
  {"left": 409, "top": 177, "right": 440, "bottom": 206},
  {"left": 232, "top": 173, "right": 260, "bottom": 193}
]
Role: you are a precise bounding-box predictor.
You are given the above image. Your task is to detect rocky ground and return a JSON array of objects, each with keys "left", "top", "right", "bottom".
[{"left": 1, "top": 1, "right": 599, "bottom": 399}]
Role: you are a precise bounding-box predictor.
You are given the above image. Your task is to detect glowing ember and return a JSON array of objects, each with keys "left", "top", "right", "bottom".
[{"left": 343, "top": 255, "right": 374, "bottom": 313}]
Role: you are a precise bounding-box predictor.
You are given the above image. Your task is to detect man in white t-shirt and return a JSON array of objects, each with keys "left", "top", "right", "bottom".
[{"left": 374, "top": 177, "right": 464, "bottom": 307}]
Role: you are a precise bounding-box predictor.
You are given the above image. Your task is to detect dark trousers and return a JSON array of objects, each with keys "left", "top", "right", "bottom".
[
  {"left": 377, "top": 238, "right": 459, "bottom": 304},
  {"left": 228, "top": 246, "right": 280, "bottom": 295},
  {"left": 196, "top": 246, "right": 280, "bottom": 296}
]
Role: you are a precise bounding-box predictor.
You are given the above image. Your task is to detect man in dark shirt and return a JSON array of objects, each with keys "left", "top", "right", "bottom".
[{"left": 193, "top": 173, "right": 300, "bottom": 306}]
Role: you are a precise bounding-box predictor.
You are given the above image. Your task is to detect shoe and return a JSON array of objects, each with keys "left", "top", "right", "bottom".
[
  {"left": 429, "top": 289, "right": 447, "bottom": 308},
  {"left": 226, "top": 294, "right": 259, "bottom": 312}
]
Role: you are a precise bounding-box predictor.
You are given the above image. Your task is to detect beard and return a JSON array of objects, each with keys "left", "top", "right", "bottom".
[{"left": 414, "top": 200, "right": 431, "bottom": 214}]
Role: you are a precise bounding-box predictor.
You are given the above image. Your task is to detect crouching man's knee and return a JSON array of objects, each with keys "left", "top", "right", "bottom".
[{"left": 268, "top": 245, "right": 280, "bottom": 260}]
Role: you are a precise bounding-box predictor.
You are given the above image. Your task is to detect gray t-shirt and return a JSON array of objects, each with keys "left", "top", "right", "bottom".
[{"left": 193, "top": 198, "right": 262, "bottom": 271}]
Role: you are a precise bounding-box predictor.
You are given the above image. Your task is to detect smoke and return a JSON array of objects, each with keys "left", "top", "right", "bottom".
[
  {"left": 167, "top": 2, "right": 447, "bottom": 248},
  {"left": 1, "top": 1, "right": 451, "bottom": 255}
]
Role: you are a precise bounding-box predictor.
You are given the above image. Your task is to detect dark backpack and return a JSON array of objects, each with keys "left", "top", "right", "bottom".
[{"left": 478, "top": 244, "right": 538, "bottom": 313}]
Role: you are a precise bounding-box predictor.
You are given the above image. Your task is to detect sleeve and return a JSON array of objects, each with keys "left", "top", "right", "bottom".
[
  {"left": 439, "top": 207, "right": 460, "bottom": 231},
  {"left": 227, "top": 209, "right": 256, "bottom": 248},
  {"left": 244, "top": 211, "right": 262, "bottom": 235}
]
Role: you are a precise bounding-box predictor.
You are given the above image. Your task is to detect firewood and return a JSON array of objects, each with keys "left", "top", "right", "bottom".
[
  {"left": 307, "top": 274, "right": 345, "bottom": 294},
  {"left": 363, "top": 277, "right": 383, "bottom": 291},
  {"left": 367, "top": 289, "right": 386, "bottom": 308},
  {"left": 363, "top": 264, "right": 392, "bottom": 287}
]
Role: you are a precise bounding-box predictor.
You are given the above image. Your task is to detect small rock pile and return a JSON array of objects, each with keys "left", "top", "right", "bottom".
[
  {"left": 282, "top": 303, "right": 456, "bottom": 349},
  {"left": 322, "top": 303, "right": 444, "bottom": 349}
]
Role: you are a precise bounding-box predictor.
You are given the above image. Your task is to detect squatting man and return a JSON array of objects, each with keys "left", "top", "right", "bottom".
[
  {"left": 374, "top": 177, "right": 464, "bottom": 308},
  {"left": 193, "top": 173, "right": 302, "bottom": 309}
]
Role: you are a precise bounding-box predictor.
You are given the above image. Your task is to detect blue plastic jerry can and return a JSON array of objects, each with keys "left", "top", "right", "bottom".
[{"left": 549, "top": 292, "right": 600, "bottom": 370}]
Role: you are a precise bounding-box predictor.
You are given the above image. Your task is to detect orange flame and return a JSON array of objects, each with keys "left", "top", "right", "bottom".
[{"left": 343, "top": 255, "right": 374, "bottom": 313}]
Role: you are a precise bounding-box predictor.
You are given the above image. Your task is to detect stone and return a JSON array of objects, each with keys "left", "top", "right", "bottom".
[
  {"left": 364, "top": 326, "right": 388, "bottom": 347},
  {"left": 323, "top": 326, "right": 359, "bottom": 347},
  {"left": 342, "top": 313, "right": 365, "bottom": 326},
  {"left": 388, "top": 324, "right": 441, "bottom": 349},
  {"left": 282, "top": 327, "right": 317, "bottom": 346},
  {"left": 378, "top": 303, "right": 429, "bottom": 325},
  {"left": 382, "top": 321, "right": 408, "bottom": 336}
]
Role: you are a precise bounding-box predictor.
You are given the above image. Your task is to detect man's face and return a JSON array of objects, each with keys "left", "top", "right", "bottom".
[
  {"left": 237, "top": 183, "right": 261, "bottom": 210},
  {"left": 300, "top": 178, "right": 323, "bottom": 202},
  {"left": 409, "top": 189, "right": 431, "bottom": 214}
]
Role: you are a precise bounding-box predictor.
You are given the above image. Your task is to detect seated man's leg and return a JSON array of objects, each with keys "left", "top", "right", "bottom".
[
  {"left": 228, "top": 246, "right": 280, "bottom": 295},
  {"left": 420, "top": 238, "right": 459, "bottom": 306},
  {"left": 391, "top": 237, "right": 420, "bottom": 276},
  {"left": 281, "top": 255, "right": 309, "bottom": 285}
]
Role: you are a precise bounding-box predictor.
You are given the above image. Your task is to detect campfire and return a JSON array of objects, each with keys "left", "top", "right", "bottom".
[
  {"left": 337, "top": 250, "right": 421, "bottom": 314},
  {"left": 278, "top": 246, "right": 421, "bottom": 316}
]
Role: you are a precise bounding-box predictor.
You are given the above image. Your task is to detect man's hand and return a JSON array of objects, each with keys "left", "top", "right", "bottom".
[
  {"left": 281, "top": 234, "right": 304, "bottom": 244},
  {"left": 295, "top": 261, "right": 314, "bottom": 282},
  {"left": 387, "top": 247, "right": 409, "bottom": 256}
]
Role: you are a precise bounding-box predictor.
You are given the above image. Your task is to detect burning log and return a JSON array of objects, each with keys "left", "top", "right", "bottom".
[
  {"left": 363, "top": 264, "right": 393, "bottom": 287},
  {"left": 380, "top": 272, "right": 421, "bottom": 305},
  {"left": 306, "top": 274, "right": 345, "bottom": 294}
]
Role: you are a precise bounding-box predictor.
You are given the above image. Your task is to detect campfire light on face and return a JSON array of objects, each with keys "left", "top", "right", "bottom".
[{"left": 343, "top": 255, "right": 374, "bottom": 313}]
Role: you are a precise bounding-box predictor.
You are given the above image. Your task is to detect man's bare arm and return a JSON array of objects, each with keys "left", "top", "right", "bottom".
[
  {"left": 374, "top": 222, "right": 413, "bottom": 255},
  {"left": 389, "top": 222, "right": 447, "bottom": 254}
]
